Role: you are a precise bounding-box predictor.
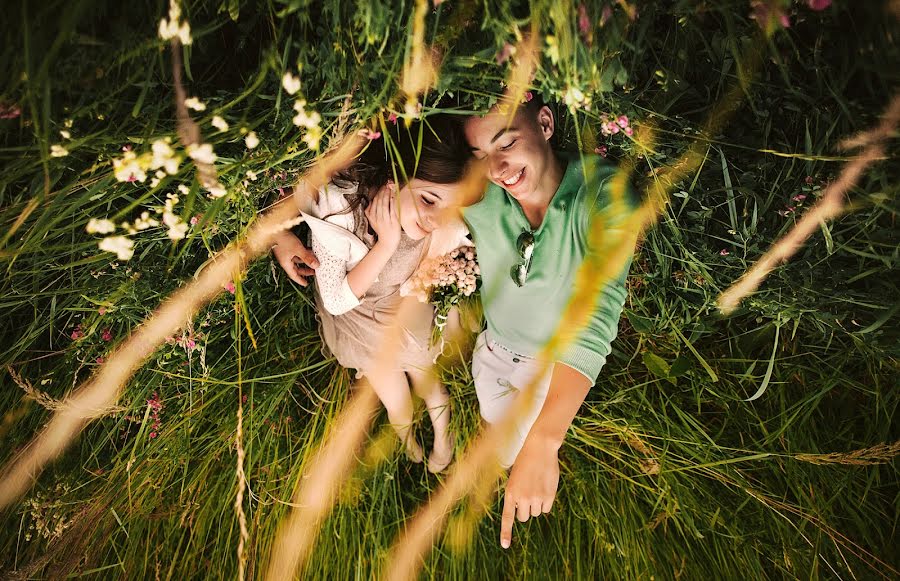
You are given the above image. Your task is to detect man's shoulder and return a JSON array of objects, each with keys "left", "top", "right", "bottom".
[
  {"left": 463, "top": 183, "right": 505, "bottom": 218},
  {"left": 570, "top": 154, "right": 636, "bottom": 208}
]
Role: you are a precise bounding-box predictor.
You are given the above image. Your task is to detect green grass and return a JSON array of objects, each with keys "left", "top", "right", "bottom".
[{"left": 1, "top": 0, "right": 899, "bottom": 578}]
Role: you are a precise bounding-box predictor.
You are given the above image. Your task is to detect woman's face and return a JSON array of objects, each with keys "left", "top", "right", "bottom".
[{"left": 396, "top": 178, "right": 463, "bottom": 240}]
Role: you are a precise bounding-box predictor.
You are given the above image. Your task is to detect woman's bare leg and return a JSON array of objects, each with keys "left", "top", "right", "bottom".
[
  {"left": 407, "top": 367, "right": 453, "bottom": 473},
  {"left": 364, "top": 370, "right": 423, "bottom": 462}
]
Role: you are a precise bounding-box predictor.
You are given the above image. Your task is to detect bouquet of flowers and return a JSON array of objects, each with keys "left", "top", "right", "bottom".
[{"left": 404, "top": 246, "right": 480, "bottom": 347}]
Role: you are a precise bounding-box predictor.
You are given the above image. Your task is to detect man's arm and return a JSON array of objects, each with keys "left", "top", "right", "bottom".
[
  {"left": 499, "top": 362, "right": 591, "bottom": 548},
  {"left": 270, "top": 186, "right": 319, "bottom": 286},
  {"left": 272, "top": 230, "right": 319, "bottom": 286},
  {"left": 499, "top": 177, "right": 637, "bottom": 548}
]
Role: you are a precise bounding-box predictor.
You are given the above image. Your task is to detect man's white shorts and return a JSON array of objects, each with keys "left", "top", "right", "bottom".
[{"left": 471, "top": 331, "right": 553, "bottom": 468}]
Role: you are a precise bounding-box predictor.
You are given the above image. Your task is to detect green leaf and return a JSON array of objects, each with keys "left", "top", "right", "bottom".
[
  {"left": 669, "top": 354, "right": 692, "bottom": 377},
  {"left": 643, "top": 352, "right": 671, "bottom": 379},
  {"left": 626, "top": 310, "right": 653, "bottom": 333}
]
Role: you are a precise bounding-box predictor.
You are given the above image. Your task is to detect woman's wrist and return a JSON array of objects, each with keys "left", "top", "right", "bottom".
[{"left": 374, "top": 235, "right": 400, "bottom": 253}]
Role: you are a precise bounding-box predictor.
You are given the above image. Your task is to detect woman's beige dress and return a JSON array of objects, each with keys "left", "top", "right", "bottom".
[{"left": 315, "top": 230, "right": 438, "bottom": 378}]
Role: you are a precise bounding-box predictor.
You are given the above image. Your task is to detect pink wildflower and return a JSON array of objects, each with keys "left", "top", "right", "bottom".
[
  {"left": 617, "top": 115, "right": 629, "bottom": 128},
  {"left": 523, "top": 91, "right": 534, "bottom": 103},
  {"left": 224, "top": 281, "right": 236, "bottom": 294},
  {"left": 600, "top": 5, "right": 613, "bottom": 27},
  {"left": 96, "top": 356, "right": 105, "bottom": 364},
  {"left": 719, "top": 249, "right": 730, "bottom": 256},
  {"left": 777, "top": 206, "right": 796, "bottom": 217},
  {"left": 186, "top": 338, "right": 196, "bottom": 350},
  {"left": 792, "top": 194, "right": 807, "bottom": 202},
  {"left": 190, "top": 215, "right": 200, "bottom": 225},
  {"left": 594, "top": 145, "right": 608, "bottom": 157},
  {"left": 496, "top": 42, "right": 515, "bottom": 65},
  {"left": 122, "top": 144, "right": 132, "bottom": 152},
  {"left": 71, "top": 325, "right": 85, "bottom": 340},
  {"left": 359, "top": 129, "right": 381, "bottom": 140},
  {"left": 147, "top": 391, "right": 163, "bottom": 439},
  {"left": 578, "top": 4, "right": 591, "bottom": 40},
  {"left": 607, "top": 121, "right": 620, "bottom": 134},
  {"left": 387, "top": 112, "right": 398, "bottom": 124},
  {"left": 101, "top": 328, "right": 112, "bottom": 342},
  {"left": 807, "top": 0, "right": 831, "bottom": 10},
  {"left": 624, "top": 126, "right": 634, "bottom": 137},
  {"left": 750, "top": 1, "right": 790, "bottom": 30},
  {"left": 241, "top": 394, "right": 248, "bottom": 404},
  {"left": 98, "top": 307, "right": 107, "bottom": 315},
  {"left": 804, "top": 175, "right": 814, "bottom": 185},
  {"left": 0, "top": 103, "right": 21, "bottom": 119}
]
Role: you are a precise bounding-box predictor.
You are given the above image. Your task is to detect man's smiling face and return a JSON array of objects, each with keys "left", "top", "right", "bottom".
[{"left": 464, "top": 104, "right": 556, "bottom": 204}]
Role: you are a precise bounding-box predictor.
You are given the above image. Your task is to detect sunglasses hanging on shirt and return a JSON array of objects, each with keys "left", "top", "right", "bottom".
[{"left": 510, "top": 229, "right": 535, "bottom": 287}]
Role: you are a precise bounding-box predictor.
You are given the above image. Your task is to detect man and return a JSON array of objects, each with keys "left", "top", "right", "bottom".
[
  {"left": 273, "top": 100, "right": 635, "bottom": 548},
  {"left": 462, "top": 98, "right": 635, "bottom": 548}
]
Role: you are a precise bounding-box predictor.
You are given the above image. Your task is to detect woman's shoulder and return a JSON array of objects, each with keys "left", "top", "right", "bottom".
[{"left": 306, "top": 181, "right": 359, "bottom": 220}]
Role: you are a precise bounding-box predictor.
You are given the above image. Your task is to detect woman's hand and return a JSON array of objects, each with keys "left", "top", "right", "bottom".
[
  {"left": 271, "top": 230, "right": 319, "bottom": 286},
  {"left": 365, "top": 183, "right": 402, "bottom": 250}
]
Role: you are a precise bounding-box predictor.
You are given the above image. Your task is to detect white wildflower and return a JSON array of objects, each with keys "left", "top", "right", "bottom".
[
  {"left": 162, "top": 211, "right": 188, "bottom": 240},
  {"left": 150, "top": 170, "right": 166, "bottom": 188},
  {"left": 183, "top": 97, "right": 206, "bottom": 112},
  {"left": 86, "top": 218, "right": 116, "bottom": 234},
  {"left": 563, "top": 86, "right": 590, "bottom": 110},
  {"left": 187, "top": 143, "right": 216, "bottom": 164},
  {"left": 59, "top": 130, "right": 71, "bottom": 139},
  {"left": 177, "top": 184, "right": 190, "bottom": 195},
  {"left": 282, "top": 72, "right": 301, "bottom": 95},
  {"left": 244, "top": 131, "right": 259, "bottom": 149},
  {"left": 150, "top": 138, "right": 180, "bottom": 174},
  {"left": 50, "top": 144, "right": 68, "bottom": 157},
  {"left": 211, "top": 115, "right": 229, "bottom": 131},
  {"left": 404, "top": 98, "right": 421, "bottom": 119},
  {"left": 99, "top": 236, "right": 134, "bottom": 260},
  {"left": 134, "top": 211, "right": 159, "bottom": 230},
  {"left": 113, "top": 151, "right": 147, "bottom": 182},
  {"left": 246, "top": 170, "right": 257, "bottom": 181},
  {"left": 292, "top": 100, "right": 321, "bottom": 129},
  {"left": 158, "top": 0, "right": 192, "bottom": 44},
  {"left": 207, "top": 183, "right": 227, "bottom": 198},
  {"left": 302, "top": 126, "right": 322, "bottom": 150}
]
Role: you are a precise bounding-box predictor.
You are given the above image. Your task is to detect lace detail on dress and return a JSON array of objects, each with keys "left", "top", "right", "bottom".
[{"left": 311, "top": 235, "right": 361, "bottom": 315}]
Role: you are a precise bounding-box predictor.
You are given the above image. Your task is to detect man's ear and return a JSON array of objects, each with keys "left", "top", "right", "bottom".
[{"left": 537, "top": 105, "right": 555, "bottom": 142}]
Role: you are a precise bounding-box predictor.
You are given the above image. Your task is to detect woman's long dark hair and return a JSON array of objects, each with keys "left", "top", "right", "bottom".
[{"left": 330, "top": 114, "right": 470, "bottom": 220}]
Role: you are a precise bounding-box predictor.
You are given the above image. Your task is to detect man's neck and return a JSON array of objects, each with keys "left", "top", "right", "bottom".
[{"left": 519, "top": 152, "right": 565, "bottom": 228}]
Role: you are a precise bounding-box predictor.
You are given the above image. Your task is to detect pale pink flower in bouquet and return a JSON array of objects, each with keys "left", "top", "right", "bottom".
[{"left": 404, "top": 246, "right": 481, "bottom": 346}]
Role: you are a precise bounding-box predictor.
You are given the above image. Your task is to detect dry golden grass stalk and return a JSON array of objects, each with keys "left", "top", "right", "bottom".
[
  {"left": 399, "top": 0, "right": 437, "bottom": 119},
  {"left": 170, "top": 38, "right": 219, "bottom": 193},
  {"left": 235, "top": 396, "right": 250, "bottom": 581},
  {"left": 498, "top": 29, "right": 539, "bottom": 126},
  {"left": 265, "top": 384, "right": 379, "bottom": 580},
  {"left": 794, "top": 441, "right": 900, "bottom": 466},
  {"left": 7, "top": 366, "right": 66, "bottom": 413},
  {"left": 717, "top": 94, "right": 900, "bottom": 315}
]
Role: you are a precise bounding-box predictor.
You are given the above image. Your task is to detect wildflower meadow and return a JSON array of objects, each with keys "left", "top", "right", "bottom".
[{"left": 1, "top": 0, "right": 898, "bottom": 579}]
